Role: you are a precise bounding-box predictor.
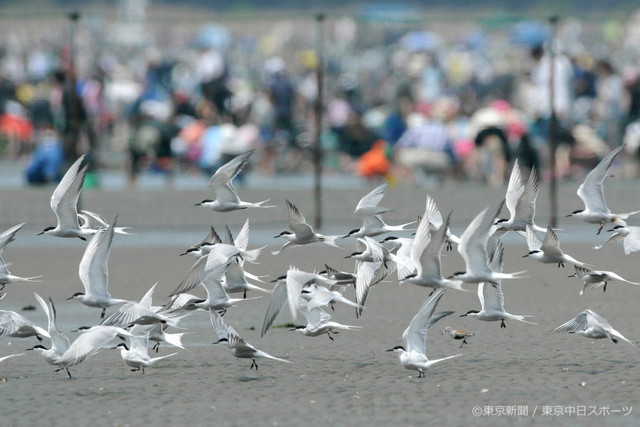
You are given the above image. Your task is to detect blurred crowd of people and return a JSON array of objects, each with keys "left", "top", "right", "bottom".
[{"left": 3, "top": 12, "right": 640, "bottom": 188}]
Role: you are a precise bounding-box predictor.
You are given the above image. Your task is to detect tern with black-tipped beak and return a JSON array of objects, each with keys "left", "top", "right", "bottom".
[
  {"left": 273, "top": 200, "right": 341, "bottom": 255},
  {"left": 343, "top": 182, "right": 415, "bottom": 238},
  {"left": 523, "top": 225, "right": 591, "bottom": 268},
  {"left": 387, "top": 289, "right": 460, "bottom": 378},
  {"left": 422, "top": 194, "right": 460, "bottom": 250},
  {"left": 261, "top": 268, "right": 362, "bottom": 338},
  {"left": 400, "top": 209, "right": 466, "bottom": 292},
  {"left": 210, "top": 308, "right": 291, "bottom": 370},
  {"left": 461, "top": 238, "right": 535, "bottom": 328},
  {"left": 565, "top": 144, "right": 640, "bottom": 234},
  {"left": 449, "top": 200, "right": 525, "bottom": 284},
  {"left": 78, "top": 210, "right": 132, "bottom": 235},
  {"left": 38, "top": 155, "right": 96, "bottom": 240},
  {"left": 551, "top": 309, "right": 636, "bottom": 346},
  {"left": 166, "top": 263, "right": 260, "bottom": 316},
  {"left": 116, "top": 333, "right": 177, "bottom": 374},
  {"left": 569, "top": 265, "right": 640, "bottom": 295},
  {"left": 195, "top": 150, "right": 274, "bottom": 212},
  {"left": 0, "top": 223, "right": 42, "bottom": 290},
  {"left": 27, "top": 294, "right": 71, "bottom": 376},
  {"left": 290, "top": 300, "right": 362, "bottom": 341},
  {"left": 101, "top": 283, "right": 179, "bottom": 328},
  {"left": 131, "top": 323, "right": 188, "bottom": 353},
  {"left": 346, "top": 236, "right": 413, "bottom": 274},
  {"left": 52, "top": 326, "right": 132, "bottom": 379},
  {"left": 169, "top": 244, "right": 241, "bottom": 297},
  {"left": 593, "top": 224, "right": 640, "bottom": 254},
  {"left": 67, "top": 217, "right": 129, "bottom": 319},
  {"left": 493, "top": 159, "right": 547, "bottom": 236},
  {"left": 0, "top": 309, "right": 50, "bottom": 341}
]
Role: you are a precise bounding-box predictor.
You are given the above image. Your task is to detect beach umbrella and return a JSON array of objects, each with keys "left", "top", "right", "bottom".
[
  {"left": 399, "top": 30, "right": 440, "bottom": 52},
  {"left": 192, "top": 25, "right": 232, "bottom": 50},
  {"left": 509, "top": 21, "right": 549, "bottom": 46}
]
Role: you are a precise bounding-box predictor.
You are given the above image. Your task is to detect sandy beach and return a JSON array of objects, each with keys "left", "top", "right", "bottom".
[{"left": 1, "top": 175, "right": 639, "bottom": 426}]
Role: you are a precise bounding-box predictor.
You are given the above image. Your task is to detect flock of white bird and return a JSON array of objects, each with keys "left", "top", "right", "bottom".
[{"left": 1, "top": 144, "right": 639, "bottom": 379}]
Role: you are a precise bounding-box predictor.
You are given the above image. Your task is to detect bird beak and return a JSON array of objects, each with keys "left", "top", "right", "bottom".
[
  {"left": 564, "top": 213, "right": 573, "bottom": 217},
  {"left": 385, "top": 348, "right": 394, "bottom": 352},
  {"left": 37, "top": 231, "right": 44, "bottom": 235},
  {"left": 66, "top": 296, "right": 74, "bottom": 300},
  {"left": 568, "top": 273, "right": 577, "bottom": 278},
  {"left": 606, "top": 228, "right": 615, "bottom": 232},
  {"left": 179, "top": 252, "right": 187, "bottom": 256},
  {"left": 522, "top": 254, "right": 529, "bottom": 258},
  {"left": 459, "top": 313, "right": 467, "bottom": 317}
]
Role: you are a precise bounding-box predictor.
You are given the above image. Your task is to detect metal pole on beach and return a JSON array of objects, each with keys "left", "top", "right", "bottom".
[
  {"left": 548, "top": 16, "right": 559, "bottom": 229},
  {"left": 67, "top": 11, "right": 81, "bottom": 165},
  {"left": 313, "top": 14, "right": 325, "bottom": 229}
]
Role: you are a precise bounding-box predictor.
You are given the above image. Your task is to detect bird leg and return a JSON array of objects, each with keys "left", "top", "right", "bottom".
[
  {"left": 446, "top": 242, "right": 453, "bottom": 251},
  {"left": 327, "top": 332, "right": 335, "bottom": 341},
  {"left": 36, "top": 335, "right": 43, "bottom": 342},
  {"left": 218, "top": 309, "right": 227, "bottom": 317},
  {"left": 459, "top": 339, "right": 467, "bottom": 348},
  {"left": 418, "top": 370, "right": 424, "bottom": 378},
  {"left": 597, "top": 222, "right": 604, "bottom": 235},
  {"left": 56, "top": 367, "right": 73, "bottom": 380},
  {"left": 243, "top": 290, "right": 247, "bottom": 299},
  {"left": 152, "top": 342, "right": 160, "bottom": 353},
  {"left": 612, "top": 338, "right": 618, "bottom": 344},
  {"left": 603, "top": 281, "right": 608, "bottom": 292},
  {"left": 100, "top": 308, "right": 106, "bottom": 319},
  {"left": 557, "top": 262, "right": 564, "bottom": 268},
  {"left": 500, "top": 319, "right": 506, "bottom": 328},
  {"left": 250, "top": 359, "right": 258, "bottom": 370}
]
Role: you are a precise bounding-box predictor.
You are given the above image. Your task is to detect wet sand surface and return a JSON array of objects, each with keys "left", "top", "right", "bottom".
[{"left": 1, "top": 179, "right": 639, "bottom": 426}]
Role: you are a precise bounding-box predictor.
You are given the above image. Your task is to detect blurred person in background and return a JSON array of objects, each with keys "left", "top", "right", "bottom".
[
  {"left": 259, "top": 57, "right": 299, "bottom": 175},
  {"left": 25, "top": 129, "right": 63, "bottom": 185},
  {"left": 50, "top": 68, "right": 98, "bottom": 185},
  {"left": 127, "top": 99, "right": 178, "bottom": 187},
  {"left": 198, "top": 49, "right": 233, "bottom": 118},
  {"left": 393, "top": 110, "right": 457, "bottom": 188},
  {"left": 593, "top": 59, "right": 625, "bottom": 148},
  {"left": 527, "top": 44, "right": 574, "bottom": 180}
]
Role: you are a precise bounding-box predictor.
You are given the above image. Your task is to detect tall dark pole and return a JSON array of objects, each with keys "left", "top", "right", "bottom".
[
  {"left": 548, "top": 16, "right": 559, "bottom": 229},
  {"left": 67, "top": 11, "right": 80, "bottom": 163},
  {"left": 313, "top": 14, "right": 325, "bottom": 229}
]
